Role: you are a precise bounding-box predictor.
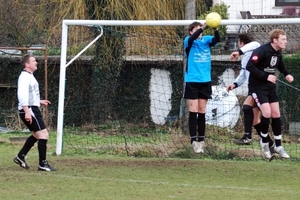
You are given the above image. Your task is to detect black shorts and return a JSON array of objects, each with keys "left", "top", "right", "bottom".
[
  {"left": 19, "top": 106, "right": 46, "bottom": 132},
  {"left": 248, "top": 85, "right": 278, "bottom": 104},
  {"left": 183, "top": 82, "right": 212, "bottom": 100}
]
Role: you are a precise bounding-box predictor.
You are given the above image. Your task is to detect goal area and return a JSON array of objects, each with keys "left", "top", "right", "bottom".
[{"left": 56, "top": 18, "right": 300, "bottom": 161}]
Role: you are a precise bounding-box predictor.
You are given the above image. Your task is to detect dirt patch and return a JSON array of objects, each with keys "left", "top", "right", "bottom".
[
  {"left": 9, "top": 137, "right": 28, "bottom": 142},
  {"left": 56, "top": 157, "right": 206, "bottom": 169}
]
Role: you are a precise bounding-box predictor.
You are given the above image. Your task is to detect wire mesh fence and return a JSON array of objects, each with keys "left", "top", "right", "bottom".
[{"left": 1, "top": 21, "right": 300, "bottom": 161}]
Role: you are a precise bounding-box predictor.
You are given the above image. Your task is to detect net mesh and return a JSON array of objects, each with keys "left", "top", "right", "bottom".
[
  {"left": 56, "top": 20, "right": 300, "bottom": 160},
  {"left": 1, "top": 0, "right": 300, "bottom": 161}
]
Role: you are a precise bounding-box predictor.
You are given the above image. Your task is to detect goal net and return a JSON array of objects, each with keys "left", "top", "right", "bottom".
[{"left": 55, "top": 18, "right": 300, "bottom": 161}]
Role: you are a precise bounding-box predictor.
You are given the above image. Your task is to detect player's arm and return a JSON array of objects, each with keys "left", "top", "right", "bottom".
[
  {"left": 185, "top": 25, "right": 206, "bottom": 55},
  {"left": 230, "top": 41, "right": 260, "bottom": 61},
  {"left": 235, "top": 67, "right": 248, "bottom": 87},
  {"left": 17, "top": 75, "right": 32, "bottom": 123},
  {"left": 229, "top": 51, "right": 253, "bottom": 91},
  {"left": 277, "top": 59, "right": 289, "bottom": 77},
  {"left": 17, "top": 76, "right": 29, "bottom": 109},
  {"left": 40, "top": 100, "right": 51, "bottom": 106},
  {"left": 246, "top": 49, "right": 269, "bottom": 80},
  {"left": 187, "top": 26, "right": 205, "bottom": 47},
  {"left": 226, "top": 66, "right": 247, "bottom": 91},
  {"left": 277, "top": 59, "right": 294, "bottom": 83},
  {"left": 239, "top": 41, "right": 260, "bottom": 55},
  {"left": 209, "top": 29, "right": 220, "bottom": 47}
]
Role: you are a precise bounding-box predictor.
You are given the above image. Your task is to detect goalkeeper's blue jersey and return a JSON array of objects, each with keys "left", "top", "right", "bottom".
[{"left": 184, "top": 35, "right": 213, "bottom": 83}]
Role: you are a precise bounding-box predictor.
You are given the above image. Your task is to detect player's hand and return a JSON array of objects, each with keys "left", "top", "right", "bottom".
[
  {"left": 267, "top": 74, "right": 277, "bottom": 84},
  {"left": 40, "top": 100, "right": 51, "bottom": 106},
  {"left": 25, "top": 113, "right": 32, "bottom": 124},
  {"left": 201, "top": 23, "right": 207, "bottom": 30},
  {"left": 286, "top": 74, "right": 294, "bottom": 83},
  {"left": 226, "top": 84, "right": 235, "bottom": 92},
  {"left": 230, "top": 51, "right": 240, "bottom": 61}
]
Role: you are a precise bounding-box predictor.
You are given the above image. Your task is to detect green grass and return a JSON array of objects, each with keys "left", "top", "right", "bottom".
[{"left": 1, "top": 132, "right": 300, "bottom": 200}]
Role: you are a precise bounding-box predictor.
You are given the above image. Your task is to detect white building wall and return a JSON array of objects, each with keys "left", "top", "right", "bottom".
[
  {"left": 214, "top": 0, "right": 285, "bottom": 20},
  {"left": 213, "top": 0, "right": 288, "bottom": 33}
]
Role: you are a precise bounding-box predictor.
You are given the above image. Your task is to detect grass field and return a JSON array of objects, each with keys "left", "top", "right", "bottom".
[{"left": 1, "top": 132, "right": 300, "bottom": 200}]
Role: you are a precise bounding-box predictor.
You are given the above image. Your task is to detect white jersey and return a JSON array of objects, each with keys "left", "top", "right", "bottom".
[
  {"left": 234, "top": 41, "right": 261, "bottom": 87},
  {"left": 17, "top": 71, "right": 40, "bottom": 110}
]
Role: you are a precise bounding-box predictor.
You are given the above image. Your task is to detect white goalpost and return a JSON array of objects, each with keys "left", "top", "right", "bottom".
[{"left": 56, "top": 18, "right": 300, "bottom": 155}]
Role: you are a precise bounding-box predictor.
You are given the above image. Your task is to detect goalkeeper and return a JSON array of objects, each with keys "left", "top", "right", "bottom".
[{"left": 183, "top": 21, "right": 220, "bottom": 153}]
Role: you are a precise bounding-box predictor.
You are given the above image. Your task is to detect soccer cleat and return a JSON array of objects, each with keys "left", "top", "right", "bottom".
[
  {"left": 197, "top": 141, "right": 205, "bottom": 153},
  {"left": 260, "top": 141, "right": 275, "bottom": 162},
  {"left": 233, "top": 136, "right": 252, "bottom": 145},
  {"left": 192, "top": 141, "right": 201, "bottom": 153},
  {"left": 260, "top": 139, "right": 276, "bottom": 156},
  {"left": 275, "top": 146, "right": 290, "bottom": 159},
  {"left": 13, "top": 156, "right": 30, "bottom": 169},
  {"left": 38, "top": 160, "right": 57, "bottom": 171}
]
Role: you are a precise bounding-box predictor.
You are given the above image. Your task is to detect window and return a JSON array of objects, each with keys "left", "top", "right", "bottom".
[{"left": 275, "top": 0, "right": 300, "bottom": 6}]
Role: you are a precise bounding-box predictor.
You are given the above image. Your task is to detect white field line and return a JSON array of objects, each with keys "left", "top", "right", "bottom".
[{"left": 2, "top": 170, "right": 299, "bottom": 194}]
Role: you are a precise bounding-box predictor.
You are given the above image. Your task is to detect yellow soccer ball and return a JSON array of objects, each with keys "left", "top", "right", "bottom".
[{"left": 205, "top": 12, "right": 222, "bottom": 28}]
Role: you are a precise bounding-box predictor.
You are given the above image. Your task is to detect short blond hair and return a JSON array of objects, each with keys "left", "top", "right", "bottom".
[{"left": 269, "top": 29, "right": 286, "bottom": 43}]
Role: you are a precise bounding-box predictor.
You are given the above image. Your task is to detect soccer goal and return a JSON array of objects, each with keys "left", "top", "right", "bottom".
[{"left": 56, "top": 18, "right": 300, "bottom": 160}]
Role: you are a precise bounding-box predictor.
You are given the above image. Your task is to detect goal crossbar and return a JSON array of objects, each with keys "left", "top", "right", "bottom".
[{"left": 63, "top": 19, "right": 300, "bottom": 26}]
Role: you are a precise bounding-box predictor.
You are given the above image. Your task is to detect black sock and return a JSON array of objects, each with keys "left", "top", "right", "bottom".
[
  {"left": 260, "top": 116, "right": 270, "bottom": 143},
  {"left": 272, "top": 117, "right": 282, "bottom": 147},
  {"left": 38, "top": 139, "right": 48, "bottom": 164},
  {"left": 18, "top": 135, "right": 37, "bottom": 159},
  {"left": 243, "top": 105, "right": 253, "bottom": 139},
  {"left": 254, "top": 123, "right": 274, "bottom": 147},
  {"left": 197, "top": 113, "right": 205, "bottom": 142},
  {"left": 189, "top": 112, "right": 197, "bottom": 144},
  {"left": 253, "top": 123, "right": 260, "bottom": 135}
]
